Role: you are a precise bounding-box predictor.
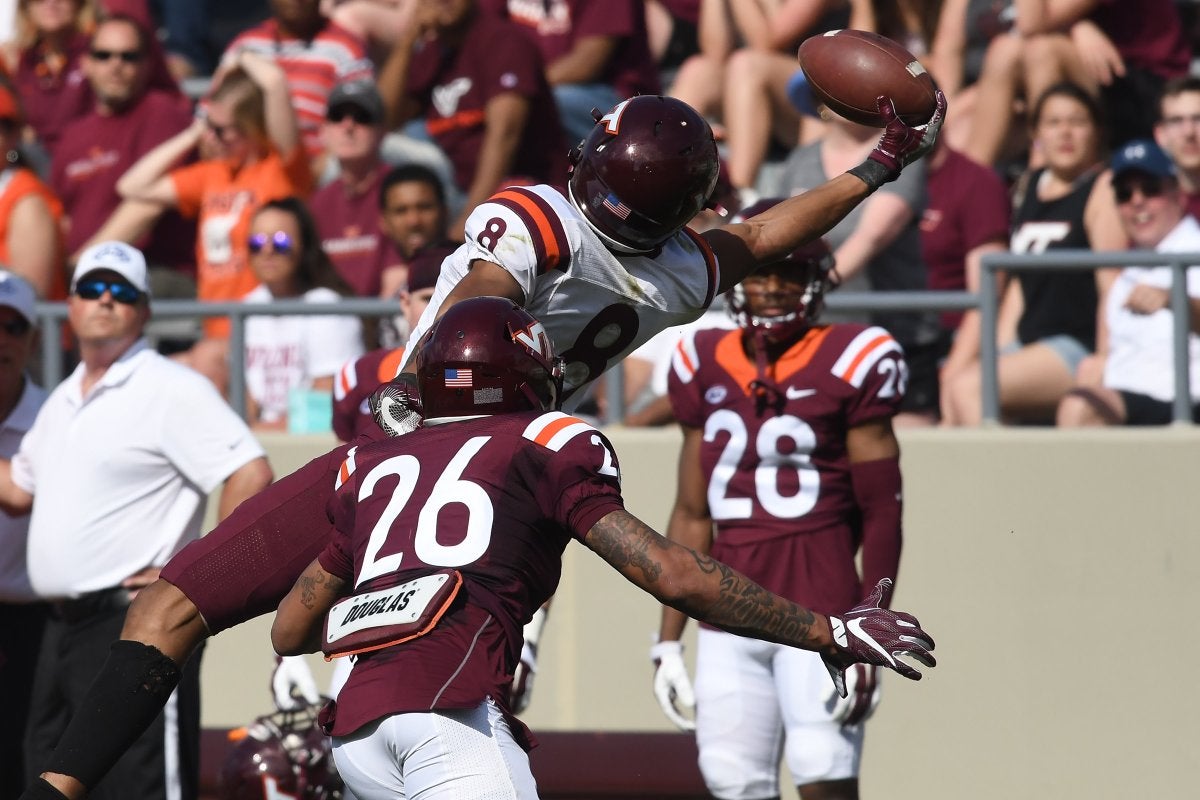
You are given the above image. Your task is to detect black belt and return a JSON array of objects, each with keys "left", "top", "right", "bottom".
[{"left": 48, "top": 587, "right": 131, "bottom": 624}]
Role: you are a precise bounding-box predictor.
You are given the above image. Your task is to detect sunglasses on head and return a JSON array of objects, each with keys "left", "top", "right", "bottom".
[
  {"left": 75, "top": 279, "right": 141, "bottom": 305},
  {"left": 0, "top": 317, "right": 31, "bottom": 337},
  {"left": 89, "top": 49, "right": 143, "bottom": 64},
  {"left": 1114, "top": 177, "right": 1168, "bottom": 204},
  {"left": 248, "top": 231, "right": 295, "bottom": 255}
]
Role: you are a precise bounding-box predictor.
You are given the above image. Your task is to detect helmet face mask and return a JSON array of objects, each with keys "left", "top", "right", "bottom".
[
  {"left": 727, "top": 241, "right": 836, "bottom": 344},
  {"left": 568, "top": 96, "right": 719, "bottom": 252},
  {"left": 416, "top": 297, "right": 564, "bottom": 419},
  {"left": 219, "top": 702, "right": 342, "bottom": 800}
]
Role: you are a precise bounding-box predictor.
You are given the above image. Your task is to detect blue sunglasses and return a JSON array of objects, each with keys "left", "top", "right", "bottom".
[{"left": 75, "top": 279, "right": 142, "bottom": 305}]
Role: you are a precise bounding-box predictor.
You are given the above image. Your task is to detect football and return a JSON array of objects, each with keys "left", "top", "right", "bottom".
[{"left": 796, "top": 29, "right": 938, "bottom": 127}]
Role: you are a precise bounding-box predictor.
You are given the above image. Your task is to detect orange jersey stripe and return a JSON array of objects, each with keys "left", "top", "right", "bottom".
[
  {"left": 376, "top": 347, "right": 407, "bottom": 384},
  {"left": 838, "top": 334, "right": 891, "bottom": 382},
  {"left": 533, "top": 415, "right": 580, "bottom": 448},
  {"left": 491, "top": 188, "right": 565, "bottom": 272}
]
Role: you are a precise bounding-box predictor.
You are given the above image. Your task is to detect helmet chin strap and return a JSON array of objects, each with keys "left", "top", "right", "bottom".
[
  {"left": 746, "top": 328, "right": 785, "bottom": 414},
  {"left": 567, "top": 183, "right": 655, "bottom": 255}
]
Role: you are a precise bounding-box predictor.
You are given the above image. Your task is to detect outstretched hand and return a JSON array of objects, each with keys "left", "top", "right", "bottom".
[
  {"left": 852, "top": 90, "right": 947, "bottom": 190},
  {"left": 820, "top": 578, "right": 936, "bottom": 697}
]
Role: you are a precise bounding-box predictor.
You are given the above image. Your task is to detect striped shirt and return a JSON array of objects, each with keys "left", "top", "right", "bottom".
[{"left": 223, "top": 19, "right": 373, "bottom": 158}]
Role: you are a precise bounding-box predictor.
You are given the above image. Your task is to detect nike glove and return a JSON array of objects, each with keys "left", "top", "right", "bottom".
[
  {"left": 271, "top": 654, "right": 321, "bottom": 711},
  {"left": 650, "top": 640, "right": 696, "bottom": 731},
  {"left": 821, "top": 578, "right": 936, "bottom": 698},
  {"left": 369, "top": 372, "right": 423, "bottom": 437},
  {"left": 825, "top": 663, "right": 881, "bottom": 726},
  {"left": 849, "top": 89, "right": 947, "bottom": 191}
]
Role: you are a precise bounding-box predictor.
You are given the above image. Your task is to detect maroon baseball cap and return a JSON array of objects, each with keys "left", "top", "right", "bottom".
[{"left": 406, "top": 244, "right": 454, "bottom": 294}]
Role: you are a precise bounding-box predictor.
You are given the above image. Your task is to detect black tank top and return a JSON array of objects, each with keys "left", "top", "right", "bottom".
[{"left": 1010, "top": 168, "right": 1099, "bottom": 349}]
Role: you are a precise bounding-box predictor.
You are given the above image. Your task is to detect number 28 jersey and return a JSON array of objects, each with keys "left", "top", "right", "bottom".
[
  {"left": 668, "top": 324, "right": 906, "bottom": 611},
  {"left": 317, "top": 411, "right": 624, "bottom": 740},
  {"left": 405, "top": 185, "right": 721, "bottom": 407}
]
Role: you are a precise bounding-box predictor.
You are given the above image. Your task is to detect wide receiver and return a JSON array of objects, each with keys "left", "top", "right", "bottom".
[
  {"left": 270, "top": 296, "right": 935, "bottom": 799},
  {"left": 22, "top": 91, "right": 945, "bottom": 800},
  {"left": 653, "top": 220, "right": 906, "bottom": 800}
]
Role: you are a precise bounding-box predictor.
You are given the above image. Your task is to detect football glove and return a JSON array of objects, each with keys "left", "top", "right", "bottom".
[
  {"left": 650, "top": 640, "right": 696, "bottom": 731},
  {"left": 510, "top": 608, "right": 547, "bottom": 713},
  {"left": 271, "top": 655, "right": 320, "bottom": 711},
  {"left": 369, "top": 372, "right": 423, "bottom": 437},
  {"left": 825, "top": 663, "right": 881, "bottom": 727},
  {"left": 820, "top": 578, "right": 936, "bottom": 698},
  {"left": 851, "top": 89, "right": 947, "bottom": 190}
]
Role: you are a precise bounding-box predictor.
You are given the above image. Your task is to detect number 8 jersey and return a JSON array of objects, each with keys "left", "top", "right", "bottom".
[
  {"left": 667, "top": 323, "right": 906, "bottom": 613},
  {"left": 405, "top": 185, "right": 721, "bottom": 407}
]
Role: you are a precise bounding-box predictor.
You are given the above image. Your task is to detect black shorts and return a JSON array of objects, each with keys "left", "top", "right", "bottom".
[
  {"left": 898, "top": 338, "right": 941, "bottom": 414},
  {"left": 1119, "top": 391, "right": 1200, "bottom": 425}
]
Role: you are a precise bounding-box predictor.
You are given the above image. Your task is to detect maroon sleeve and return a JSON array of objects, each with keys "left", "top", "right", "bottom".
[
  {"left": 849, "top": 457, "right": 902, "bottom": 606},
  {"left": 572, "top": 0, "right": 637, "bottom": 39},
  {"left": 480, "top": 27, "right": 547, "bottom": 104},
  {"left": 961, "top": 163, "right": 1010, "bottom": 251},
  {"left": 525, "top": 429, "right": 625, "bottom": 539},
  {"left": 318, "top": 454, "right": 359, "bottom": 581},
  {"left": 841, "top": 332, "right": 906, "bottom": 428},
  {"left": 666, "top": 331, "right": 707, "bottom": 429}
]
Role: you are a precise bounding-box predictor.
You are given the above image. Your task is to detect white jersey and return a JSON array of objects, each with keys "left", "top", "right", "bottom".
[
  {"left": 1103, "top": 215, "right": 1200, "bottom": 402},
  {"left": 405, "top": 185, "right": 721, "bottom": 408}
]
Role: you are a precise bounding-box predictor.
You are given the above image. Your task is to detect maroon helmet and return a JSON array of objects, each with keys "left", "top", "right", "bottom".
[
  {"left": 568, "top": 96, "right": 719, "bottom": 253},
  {"left": 219, "top": 703, "right": 342, "bottom": 800},
  {"left": 727, "top": 198, "right": 837, "bottom": 343},
  {"left": 415, "top": 296, "right": 564, "bottom": 419}
]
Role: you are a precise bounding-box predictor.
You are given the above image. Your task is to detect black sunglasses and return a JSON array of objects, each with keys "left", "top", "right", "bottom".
[
  {"left": 327, "top": 105, "right": 375, "bottom": 126},
  {"left": 1114, "top": 177, "right": 1167, "bottom": 204},
  {"left": 89, "top": 49, "right": 144, "bottom": 64},
  {"left": 248, "top": 231, "right": 295, "bottom": 255},
  {"left": 0, "top": 317, "right": 31, "bottom": 337},
  {"left": 75, "top": 279, "right": 142, "bottom": 305}
]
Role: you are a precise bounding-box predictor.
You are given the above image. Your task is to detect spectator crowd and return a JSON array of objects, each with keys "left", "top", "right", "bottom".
[{"left": 0, "top": 1, "right": 1199, "bottom": 798}]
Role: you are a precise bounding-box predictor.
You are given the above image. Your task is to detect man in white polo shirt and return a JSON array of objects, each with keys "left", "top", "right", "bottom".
[
  {"left": 0, "top": 242, "right": 274, "bottom": 800},
  {"left": 0, "top": 271, "right": 48, "bottom": 797}
]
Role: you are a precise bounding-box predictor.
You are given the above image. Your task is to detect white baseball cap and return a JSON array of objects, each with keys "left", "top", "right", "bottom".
[
  {"left": 0, "top": 270, "right": 36, "bottom": 324},
  {"left": 71, "top": 241, "right": 150, "bottom": 296}
]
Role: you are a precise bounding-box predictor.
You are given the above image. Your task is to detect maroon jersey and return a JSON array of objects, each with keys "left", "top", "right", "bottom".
[
  {"left": 310, "top": 164, "right": 392, "bottom": 296},
  {"left": 52, "top": 90, "right": 197, "bottom": 270},
  {"left": 317, "top": 411, "right": 624, "bottom": 739},
  {"left": 331, "top": 346, "right": 406, "bottom": 442},
  {"left": 668, "top": 324, "right": 904, "bottom": 614},
  {"left": 406, "top": 13, "right": 568, "bottom": 191},
  {"left": 1091, "top": 0, "right": 1190, "bottom": 79},
  {"left": 920, "top": 147, "right": 1010, "bottom": 330},
  {"left": 493, "top": 0, "right": 661, "bottom": 98}
]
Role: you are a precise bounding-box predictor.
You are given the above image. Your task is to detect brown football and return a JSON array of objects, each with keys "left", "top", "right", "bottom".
[{"left": 797, "top": 29, "right": 937, "bottom": 127}]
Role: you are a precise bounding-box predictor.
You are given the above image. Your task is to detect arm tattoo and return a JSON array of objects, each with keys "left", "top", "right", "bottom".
[
  {"left": 298, "top": 570, "right": 328, "bottom": 610},
  {"left": 588, "top": 511, "right": 822, "bottom": 651}
]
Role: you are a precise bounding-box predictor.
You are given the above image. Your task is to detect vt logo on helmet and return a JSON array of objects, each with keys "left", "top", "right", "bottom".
[{"left": 568, "top": 95, "right": 720, "bottom": 253}]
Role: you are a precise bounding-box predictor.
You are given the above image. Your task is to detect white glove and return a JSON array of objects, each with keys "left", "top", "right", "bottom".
[
  {"left": 272, "top": 655, "right": 320, "bottom": 711},
  {"left": 650, "top": 640, "right": 696, "bottom": 731},
  {"left": 510, "top": 607, "right": 547, "bottom": 713},
  {"left": 825, "top": 663, "right": 881, "bottom": 726}
]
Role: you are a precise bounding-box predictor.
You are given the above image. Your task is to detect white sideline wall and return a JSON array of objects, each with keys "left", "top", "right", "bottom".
[{"left": 198, "top": 427, "right": 1200, "bottom": 800}]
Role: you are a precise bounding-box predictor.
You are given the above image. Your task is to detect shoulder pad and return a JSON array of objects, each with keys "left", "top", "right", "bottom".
[
  {"left": 521, "top": 411, "right": 599, "bottom": 452},
  {"left": 830, "top": 327, "right": 903, "bottom": 388}
]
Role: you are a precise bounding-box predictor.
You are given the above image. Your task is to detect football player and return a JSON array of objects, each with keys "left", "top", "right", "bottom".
[
  {"left": 652, "top": 220, "right": 906, "bottom": 800},
  {"left": 268, "top": 296, "right": 935, "bottom": 800},
  {"left": 22, "top": 92, "right": 944, "bottom": 800}
]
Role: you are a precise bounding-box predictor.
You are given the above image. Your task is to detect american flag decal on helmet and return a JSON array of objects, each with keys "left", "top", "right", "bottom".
[
  {"left": 602, "top": 193, "right": 631, "bottom": 220},
  {"left": 445, "top": 368, "right": 473, "bottom": 387}
]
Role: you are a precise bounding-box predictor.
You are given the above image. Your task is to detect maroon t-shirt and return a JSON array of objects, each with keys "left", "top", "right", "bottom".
[
  {"left": 318, "top": 411, "right": 625, "bottom": 740},
  {"left": 406, "top": 13, "right": 568, "bottom": 191},
  {"left": 1091, "top": 0, "right": 1190, "bottom": 78},
  {"left": 14, "top": 34, "right": 91, "bottom": 156},
  {"left": 668, "top": 324, "right": 904, "bottom": 616},
  {"left": 920, "top": 147, "right": 1011, "bottom": 330},
  {"left": 310, "top": 163, "right": 392, "bottom": 296},
  {"left": 331, "top": 346, "right": 406, "bottom": 442},
  {"left": 52, "top": 90, "right": 197, "bottom": 271},
  {"left": 488, "top": 0, "right": 660, "bottom": 98},
  {"left": 1185, "top": 191, "right": 1200, "bottom": 222}
]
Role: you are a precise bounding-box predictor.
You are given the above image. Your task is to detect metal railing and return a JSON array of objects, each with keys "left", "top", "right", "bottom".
[
  {"left": 32, "top": 256, "right": 1195, "bottom": 426},
  {"left": 979, "top": 250, "right": 1197, "bottom": 425}
]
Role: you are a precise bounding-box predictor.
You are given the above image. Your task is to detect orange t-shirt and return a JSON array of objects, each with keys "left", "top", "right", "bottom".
[
  {"left": 0, "top": 168, "right": 67, "bottom": 300},
  {"left": 171, "top": 147, "right": 312, "bottom": 338}
]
